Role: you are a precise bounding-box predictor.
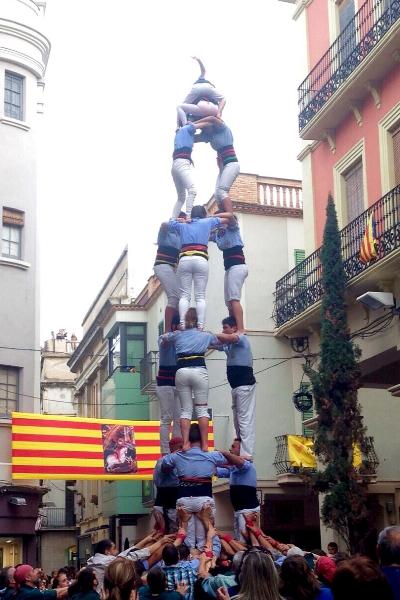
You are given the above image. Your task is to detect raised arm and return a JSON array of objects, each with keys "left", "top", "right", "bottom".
[
  {"left": 215, "top": 332, "right": 240, "bottom": 344},
  {"left": 219, "top": 450, "right": 247, "bottom": 468},
  {"left": 192, "top": 56, "right": 206, "bottom": 78}
]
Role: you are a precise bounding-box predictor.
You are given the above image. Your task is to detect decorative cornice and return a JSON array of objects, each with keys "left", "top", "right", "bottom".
[
  {"left": 293, "top": 0, "right": 312, "bottom": 21},
  {"left": 0, "top": 18, "right": 51, "bottom": 78},
  {"left": 0, "top": 256, "right": 30, "bottom": 269},
  {"left": 231, "top": 200, "right": 303, "bottom": 219}
]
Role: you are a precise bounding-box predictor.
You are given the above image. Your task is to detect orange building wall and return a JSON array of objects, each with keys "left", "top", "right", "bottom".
[
  {"left": 311, "top": 66, "right": 400, "bottom": 245},
  {"left": 306, "top": 0, "right": 330, "bottom": 70}
]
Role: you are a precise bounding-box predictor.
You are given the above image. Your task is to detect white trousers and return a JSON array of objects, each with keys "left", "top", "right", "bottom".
[
  {"left": 177, "top": 256, "right": 209, "bottom": 328},
  {"left": 232, "top": 384, "right": 256, "bottom": 457},
  {"left": 224, "top": 264, "right": 248, "bottom": 305},
  {"left": 153, "top": 505, "right": 178, "bottom": 533},
  {"left": 171, "top": 159, "right": 197, "bottom": 218},
  {"left": 215, "top": 162, "right": 240, "bottom": 209},
  {"left": 176, "top": 496, "right": 216, "bottom": 550},
  {"left": 177, "top": 101, "right": 218, "bottom": 127},
  {"left": 155, "top": 385, "right": 181, "bottom": 455},
  {"left": 153, "top": 263, "right": 179, "bottom": 309},
  {"left": 234, "top": 506, "right": 261, "bottom": 543},
  {"left": 175, "top": 367, "right": 209, "bottom": 420}
]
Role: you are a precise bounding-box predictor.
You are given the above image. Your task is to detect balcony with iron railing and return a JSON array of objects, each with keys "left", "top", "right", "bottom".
[
  {"left": 274, "top": 185, "right": 400, "bottom": 329},
  {"left": 38, "top": 507, "right": 76, "bottom": 529},
  {"left": 140, "top": 351, "right": 159, "bottom": 395},
  {"left": 274, "top": 434, "right": 379, "bottom": 485},
  {"left": 299, "top": 0, "right": 400, "bottom": 137}
]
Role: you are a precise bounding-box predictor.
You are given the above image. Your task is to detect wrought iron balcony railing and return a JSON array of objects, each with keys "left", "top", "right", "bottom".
[
  {"left": 38, "top": 507, "right": 76, "bottom": 529},
  {"left": 298, "top": 0, "right": 400, "bottom": 131},
  {"left": 274, "top": 185, "right": 400, "bottom": 327},
  {"left": 274, "top": 435, "right": 316, "bottom": 476},
  {"left": 140, "top": 351, "right": 158, "bottom": 394},
  {"left": 274, "top": 435, "right": 379, "bottom": 476}
]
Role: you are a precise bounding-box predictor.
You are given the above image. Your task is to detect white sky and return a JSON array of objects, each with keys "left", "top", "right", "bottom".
[{"left": 38, "top": 0, "right": 306, "bottom": 343}]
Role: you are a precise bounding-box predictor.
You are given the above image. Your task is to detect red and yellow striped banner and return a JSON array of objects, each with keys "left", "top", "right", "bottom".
[{"left": 12, "top": 412, "right": 214, "bottom": 480}]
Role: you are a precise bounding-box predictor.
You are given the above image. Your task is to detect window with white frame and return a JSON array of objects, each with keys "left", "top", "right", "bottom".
[
  {"left": 4, "top": 72, "right": 24, "bottom": 121},
  {"left": 2, "top": 208, "right": 24, "bottom": 259},
  {"left": 0, "top": 366, "right": 19, "bottom": 417},
  {"left": 392, "top": 124, "right": 400, "bottom": 186},
  {"left": 344, "top": 159, "right": 364, "bottom": 222}
]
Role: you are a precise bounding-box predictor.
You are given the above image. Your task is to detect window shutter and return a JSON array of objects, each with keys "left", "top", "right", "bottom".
[
  {"left": 3, "top": 207, "right": 24, "bottom": 226},
  {"left": 392, "top": 125, "right": 400, "bottom": 186},
  {"left": 339, "top": 0, "right": 356, "bottom": 63},
  {"left": 344, "top": 160, "right": 364, "bottom": 222},
  {"left": 294, "top": 249, "right": 306, "bottom": 290}
]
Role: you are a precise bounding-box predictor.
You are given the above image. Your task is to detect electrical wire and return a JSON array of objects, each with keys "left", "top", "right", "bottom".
[
  {"left": 0, "top": 344, "right": 307, "bottom": 362},
  {"left": 0, "top": 356, "right": 300, "bottom": 408}
]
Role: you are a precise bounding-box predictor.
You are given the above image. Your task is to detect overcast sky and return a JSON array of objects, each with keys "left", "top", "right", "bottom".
[{"left": 38, "top": 0, "right": 306, "bottom": 343}]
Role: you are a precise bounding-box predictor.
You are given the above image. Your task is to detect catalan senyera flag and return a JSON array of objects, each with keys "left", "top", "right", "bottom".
[
  {"left": 359, "top": 214, "right": 378, "bottom": 264},
  {"left": 12, "top": 412, "right": 214, "bottom": 480}
]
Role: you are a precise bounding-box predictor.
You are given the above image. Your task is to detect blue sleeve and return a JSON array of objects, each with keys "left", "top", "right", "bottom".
[
  {"left": 237, "top": 460, "right": 251, "bottom": 472},
  {"left": 209, "top": 217, "right": 222, "bottom": 229},
  {"left": 168, "top": 219, "right": 181, "bottom": 233},
  {"left": 210, "top": 451, "right": 227, "bottom": 465},
  {"left": 206, "top": 333, "right": 219, "bottom": 347},
  {"left": 187, "top": 123, "right": 196, "bottom": 134},
  {"left": 161, "top": 454, "right": 176, "bottom": 472},
  {"left": 216, "top": 467, "right": 231, "bottom": 478}
]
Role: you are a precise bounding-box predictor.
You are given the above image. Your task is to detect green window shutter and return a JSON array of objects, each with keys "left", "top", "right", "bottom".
[
  {"left": 294, "top": 249, "right": 306, "bottom": 291},
  {"left": 294, "top": 249, "right": 306, "bottom": 265},
  {"left": 300, "top": 382, "right": 314, "bottom": 437},
  {"left": 158, "top": 320, "right": 164, "bottom": 337}
]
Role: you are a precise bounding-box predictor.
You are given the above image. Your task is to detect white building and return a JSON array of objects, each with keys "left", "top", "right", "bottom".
[{"left": 0, "top": 0, "right": 50, "bottom": 564}]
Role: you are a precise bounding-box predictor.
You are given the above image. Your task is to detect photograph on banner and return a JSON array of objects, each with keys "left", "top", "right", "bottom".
[{"left": 101, "top": 424, "right": 137, "bottom": 474}]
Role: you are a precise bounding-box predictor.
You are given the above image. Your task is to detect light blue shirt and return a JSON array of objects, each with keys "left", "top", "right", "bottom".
[
  {"left": 174, "top": 123, "right": 196, "bottom": 150},
  {"left": 162, "top": 447, "right": 226, "bottom": 478},
  {"left": 158, "top": 338, "right": 176, "bottom": 367},
  {"left": 222, "top": 334, "right": 253, "bottom": 367},
  {"left": 168, "top": 217, "right": 222, "bottom": 247},
  {"left": 216, "top": 460, "right": 257, "bottom": 487},
  {"left": 213, "top": 222, "right": 244, "bottom": 250},
  {"left": 157, "top": 225, "right": 181, "bottom": 250},
  {"left": 162, "top": 329, "right": 218, "bottom": 355},
  {"left": 200, "top": 123, "right": 233, "bottom": 151},
  {"left": 153, "top": 457, "right": 179, "bottom": 488}
]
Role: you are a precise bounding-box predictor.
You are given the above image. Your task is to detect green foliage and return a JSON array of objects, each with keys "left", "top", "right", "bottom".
[{"left": 304, "top": 195, "right": 370, "bottom": 552}]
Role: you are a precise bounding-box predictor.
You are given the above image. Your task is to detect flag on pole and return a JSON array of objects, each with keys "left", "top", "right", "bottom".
[{"left": 359, "top": 214, "right": 378, "bottom": 264}]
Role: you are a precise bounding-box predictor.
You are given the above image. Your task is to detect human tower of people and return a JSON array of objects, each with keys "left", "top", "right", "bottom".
[{"left": 152, "top": 56, "right": 258, "bottom": 550}]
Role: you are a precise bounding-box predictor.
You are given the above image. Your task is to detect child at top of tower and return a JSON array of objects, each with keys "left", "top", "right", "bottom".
[{"left": 177, "top": 57, "right": 226, "bottom": 127}]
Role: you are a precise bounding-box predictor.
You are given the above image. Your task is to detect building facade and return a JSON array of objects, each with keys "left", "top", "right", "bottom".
[
  {"left": 38, "top": 330, "right": 78, "bottom": 573},
  {"left": 277, "top": 0, "right": 400, "bottom": 547},
  {"left": 0, "top": 0, "right": 50, "bottom": 565},
  {"left": 68, "top": 250, "right": 153, "bottom": 565}
]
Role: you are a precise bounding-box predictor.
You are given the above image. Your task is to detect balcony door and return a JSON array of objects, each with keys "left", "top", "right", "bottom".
[
  {"left": 392, "top": 124, "right": 400, "bottom": 185},
  {"left": 344, "top": 159, "right": 364, "bottom": 222},
  {"left": 339, "top": 0, "right": 356, "bottom": 64}
]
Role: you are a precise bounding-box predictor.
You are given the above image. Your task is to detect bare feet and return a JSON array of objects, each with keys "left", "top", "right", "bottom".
[
  {"left": 182, "top": 442, "right": 190, "bottom": 452},
  {"left": 177, "top": 506, "right": 191, "bottom": 526}
]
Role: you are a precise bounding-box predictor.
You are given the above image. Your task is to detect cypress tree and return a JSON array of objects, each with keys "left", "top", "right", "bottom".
[{"left": 305, "top": 195, "right": 370, "bottom": 552}]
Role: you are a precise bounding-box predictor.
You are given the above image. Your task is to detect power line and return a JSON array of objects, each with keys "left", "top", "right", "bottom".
[{"left": 0, "top": 344, "right": 307, "bottom": 362}]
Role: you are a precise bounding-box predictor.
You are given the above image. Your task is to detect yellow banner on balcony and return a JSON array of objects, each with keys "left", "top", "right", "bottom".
[
  {"left": 287, "top": 435, "right": 363, "bottom": 469},
  {"left": 287, "top": 435, "right": 317, "bottom": 468},
  {"left": 11, "top": 412, "right": 214, "bottom": 480}
]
